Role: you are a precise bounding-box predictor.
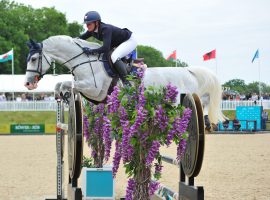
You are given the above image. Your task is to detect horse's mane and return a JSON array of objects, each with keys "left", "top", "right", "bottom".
[{"left": 43, "top": 35, "right": 101, "bottom": 50}]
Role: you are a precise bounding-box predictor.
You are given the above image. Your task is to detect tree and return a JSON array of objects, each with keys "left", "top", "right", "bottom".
[
  {"left": 0, "top": 0, "right": 83, "bottom": 74},
  {"left": 137, "top": 45, "right": 188, "bottom": 67},
  {"left": 137, "top": 45, "right": 168, "bottom": 67},
  {"left": 223, "top": 79, "right": 247, "bottom": 94}
]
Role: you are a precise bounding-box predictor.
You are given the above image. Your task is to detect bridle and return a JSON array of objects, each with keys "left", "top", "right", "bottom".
[{"left": 26, "top": 43, "right": 52, "bottom": 81}]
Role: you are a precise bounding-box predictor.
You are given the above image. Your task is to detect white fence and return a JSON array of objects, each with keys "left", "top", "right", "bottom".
[
  {"left": 221, "top": 100, "right": 270, "bottom": 110},
  {"left": 1, "top": 100, "right": 270, "bottom": 111},
  {"left": 0, "top": 101, "right": 57, "bottom": 111}
]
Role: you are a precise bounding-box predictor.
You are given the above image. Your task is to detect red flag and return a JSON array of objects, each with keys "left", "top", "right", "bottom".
[
  {"left": 203, "top": 49, "right": 216, "bottom": 61},
  {"left": 167, "top": 50, "right": 176, "bottom": 61}
]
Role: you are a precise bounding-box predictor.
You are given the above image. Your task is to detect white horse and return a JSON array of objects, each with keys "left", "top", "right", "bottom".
[{"left": 24, "top": 35, "right": 225, "bottom": 127}]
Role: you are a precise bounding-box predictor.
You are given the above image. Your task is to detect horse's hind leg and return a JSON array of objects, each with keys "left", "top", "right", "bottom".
[{"left": 201, "top": 94, "right": 211, "bottom": 131}]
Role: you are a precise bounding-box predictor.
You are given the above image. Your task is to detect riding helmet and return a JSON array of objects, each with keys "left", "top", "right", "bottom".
[{"left": 84, "top": 11, "right": 101, "bottom": 24}]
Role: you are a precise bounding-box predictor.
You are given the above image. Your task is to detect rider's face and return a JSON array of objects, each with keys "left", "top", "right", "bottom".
[{"left": 86, "top": 22, "right": 96, "bottom": 32}]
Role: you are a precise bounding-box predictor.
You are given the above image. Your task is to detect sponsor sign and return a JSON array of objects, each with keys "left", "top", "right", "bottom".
[{"left": 11, "top": 124, "right": 45, "bottom": 134}]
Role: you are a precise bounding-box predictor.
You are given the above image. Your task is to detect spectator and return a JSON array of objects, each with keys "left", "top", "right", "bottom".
[
  {"left": 21, "top": 93, "right": 28, "bottom": 101},
  {"left": 233, "top": 118, "right": 241, "bottom": 131},
  {"left": 0, "top": 93, "right": 6, "bottom": 101},
  {"left": 223, "top": 119, "right": 230, "bottom": 130},
  {"left": 261, "top": 110, "right": 268, "bottom": 130}
]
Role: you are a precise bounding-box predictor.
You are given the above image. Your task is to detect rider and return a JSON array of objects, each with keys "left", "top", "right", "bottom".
[{"left": 79, "top": 11, "right": 137, "bottom": 85}]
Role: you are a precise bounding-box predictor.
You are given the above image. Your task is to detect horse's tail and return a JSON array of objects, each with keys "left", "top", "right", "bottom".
[{"left": 188, "top": 66, "right": 226, "bottom": 124}]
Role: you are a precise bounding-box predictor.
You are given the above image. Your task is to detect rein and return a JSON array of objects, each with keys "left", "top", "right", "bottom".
[{"left": 27, "top": 41, "right": 100, "bottom": 88}]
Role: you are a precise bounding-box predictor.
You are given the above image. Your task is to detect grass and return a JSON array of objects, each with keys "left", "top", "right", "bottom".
[
  {"left": 0, "top": 110, "right": 235, "bottom": 124},
  {"left": 222, "top": 110, "right": 235, "bottom": 119},
  {"left": 0, "top": 111, "right": 68, "bottom": 124}
]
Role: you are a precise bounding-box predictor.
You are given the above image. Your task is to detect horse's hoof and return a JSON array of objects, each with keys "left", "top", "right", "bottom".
[
  {"left": 62, "top": 92, "right": 71, "bottom": 104},
  {"left": 205, "top": 124, "right": 212, "bottom": 132}
]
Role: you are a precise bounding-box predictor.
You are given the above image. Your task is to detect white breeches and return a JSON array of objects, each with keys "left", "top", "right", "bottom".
[{"left": 111, "top": 34, "right": 137, "bottom": 63}]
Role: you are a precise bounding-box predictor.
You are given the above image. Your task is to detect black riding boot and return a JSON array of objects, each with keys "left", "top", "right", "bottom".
[{"left": 114, "top": 59, "right": 130, "bottom": 85}]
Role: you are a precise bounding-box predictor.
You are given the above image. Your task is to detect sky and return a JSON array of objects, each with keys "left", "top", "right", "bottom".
[{"left": 13, "top": 0, "right": 270, "bottom": 85}]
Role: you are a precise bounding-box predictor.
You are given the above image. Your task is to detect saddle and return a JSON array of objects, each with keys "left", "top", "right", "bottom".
[
  {"left": 80, "top": 50, "right": 146, "bottom": 105},
  {"left": 101, "top": 51, "right": 146, "bottom": 78}
]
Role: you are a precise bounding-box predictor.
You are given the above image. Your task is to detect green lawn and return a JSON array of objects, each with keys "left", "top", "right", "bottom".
[
  {"left": 0, "top": 111, "right": 60, "bottom": 124},
  {"left": 222, "top": 110, "right": 235, "bottom": 119},
  {"left": 0, "top": 110, "right": 235, "bottom": 124}
]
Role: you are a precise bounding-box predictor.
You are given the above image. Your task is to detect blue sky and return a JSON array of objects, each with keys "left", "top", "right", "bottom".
[{"left": 14, "top": 0, "right": 270, "bottom": 85}]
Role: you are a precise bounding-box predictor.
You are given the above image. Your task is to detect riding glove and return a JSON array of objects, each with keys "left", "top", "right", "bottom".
[{"left": 82, "top": 47, "right": 96, "bottom": 55}]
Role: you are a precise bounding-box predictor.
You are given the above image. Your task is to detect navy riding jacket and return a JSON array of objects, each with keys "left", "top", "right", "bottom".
[{"left": 79, "top": 22, "right": 132, "bottom": 54}]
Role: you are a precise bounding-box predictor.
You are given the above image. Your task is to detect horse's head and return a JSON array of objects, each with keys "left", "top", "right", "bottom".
[{"left": 24, "top": 39, "right": 52, "bottom": 90}]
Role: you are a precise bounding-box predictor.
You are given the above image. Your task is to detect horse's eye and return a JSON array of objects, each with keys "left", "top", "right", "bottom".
[{"left": 31, "top": 57, "right": 37, "bottom": 62}]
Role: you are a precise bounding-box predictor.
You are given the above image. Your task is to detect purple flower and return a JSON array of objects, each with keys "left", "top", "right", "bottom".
[
  {"left": 102, "top": 116, "right": 112, "bottom": 161},
  {"left": 93, "top": 116, "right": 103, "bottom": 139},
  {"left": 136, "top": 67, "right": 145, "bottom": 79},
  {"left": 119, "top": 106, "right": 128, "bottom": 124},
  {"left": 165, "top": 117, "right": 180, "bottom": 146},
  {"left": 149, "top": 181, "right": 160, "bottom": 196},
  {"left": 154, "top": 106, "right": 169, "bottom": 131},
  {"left": 121, "top": 120, "right": 134, "bottom": 163},
  {"left": 178, "top": 108, "right": 192, "bottom": 134},
  {"left": 138, "top": 83, "right": 146, "bottom": 107},
  {"left": 146, "top": 140, "right": 161, "bottom": 166},
  {"left": 107, "top": 85, "right": 120, "bottom": 113},
  {"left": 130, "top": 106, "right": 148, "bottom": 135},
  {"left": 83, "top": 115, "right": 90, "bottom": 141},
  {"left": 164, "top": 83, "right": 178, "bottom": 103},
  {"left": 177, "top": 138, "right": 187, "bottom": 161},
  {"left": 166, "top": 108, "right": 192, "bottom": 147},
  {"left": 95, "top": 103, "right": 105, "bottom": 114},
  {"left": 112, "top": 141, "right": 122, "bottom": 177},
  {"left": 154, "top": 163, "right": 163, "bottom": 175},
  {"left": 125, "top": 178, "right": 136, "bottom": 200}
]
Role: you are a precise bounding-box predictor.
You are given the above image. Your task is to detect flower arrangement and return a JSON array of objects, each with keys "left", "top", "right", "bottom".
[
  {"left": 106, "top": 68, "right": 192, "bottom": 200},
  {"left": 83, "top": 102, "right": 112, "bottom": 168}
]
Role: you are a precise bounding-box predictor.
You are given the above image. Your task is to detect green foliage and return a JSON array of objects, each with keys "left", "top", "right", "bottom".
[
  {"left": 137, "top": 45, "right": 167, "bottom": 67},
  {"left": 137, "top": 45, "right": 188, "bottom": 67},
  {"left": 223, "top": 79, "right": 246, "bottom": 94},
  {"left": 82, "top": 156, "right": 94, "bottom": 168},
  {"left": 0, "top": 0, "right": 83, "bottom": 74},
  {"left": 223, "top": 79, "right": 270, "bottom": 95}
]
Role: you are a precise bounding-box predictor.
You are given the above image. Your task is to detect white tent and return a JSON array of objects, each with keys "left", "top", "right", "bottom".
[{"left": 0, "top": 74, "right": 72, "bottom": 93}]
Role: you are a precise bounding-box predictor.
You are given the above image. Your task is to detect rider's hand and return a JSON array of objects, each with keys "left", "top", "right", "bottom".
[{"left": 82, "top": 47, "right": 95, "bottom": 55}]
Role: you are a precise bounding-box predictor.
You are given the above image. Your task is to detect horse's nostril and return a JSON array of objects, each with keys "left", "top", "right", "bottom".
[{"left": 26, "top": 82, "right": 30, "bottom": 86}]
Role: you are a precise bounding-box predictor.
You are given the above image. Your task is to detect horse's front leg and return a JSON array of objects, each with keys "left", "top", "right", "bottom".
[
  {"left": 54, "top": 82, "right": 62, "bottom": 99},
  {"left": 54, "top": 81, "right": 74, "bottom": 103}
]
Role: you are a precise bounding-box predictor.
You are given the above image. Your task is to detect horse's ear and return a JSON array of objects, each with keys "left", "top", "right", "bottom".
[
  {"left": 26, "top": 41, "right": 32, "bottom": 49},
  {"left": 29, "top": 38, "right": 36, "bottom": 45},
  {"left": 27, "top": 38, "right": 39, "bottom": 49},
  {"left": 26, "top": 38, "right": 35, "bottom": 49}
]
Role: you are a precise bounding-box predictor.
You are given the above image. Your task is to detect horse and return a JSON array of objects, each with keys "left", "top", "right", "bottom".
[{"left": 24, "top": 35, "right": 225, "bottom": 128}]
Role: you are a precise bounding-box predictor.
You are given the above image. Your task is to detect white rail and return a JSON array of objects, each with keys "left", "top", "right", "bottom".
[
  {"left": 0, "top": 101, "right": 61, "bottom": 111},
  {"left": 1, "top": 100, "right": 270, "bottom": 111},
  {"left": 221, "top": 100, "right": 270, "bottom": 110}
]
